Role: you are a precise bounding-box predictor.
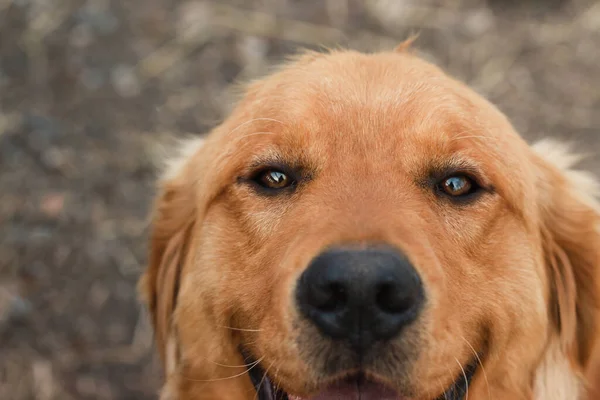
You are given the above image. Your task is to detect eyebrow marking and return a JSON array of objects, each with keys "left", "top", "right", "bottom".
[
  {"left": 422, "top": 156, "right": 493, "bottom": 192},
  {"left": 227, "top": 117, "right": 286, "bottom": 137},
  {"left": 233, "top": 131, "right": 277, "bottom": 145},
  {"left": 450, "top": 135, "right": 499, "bottom": 143}
]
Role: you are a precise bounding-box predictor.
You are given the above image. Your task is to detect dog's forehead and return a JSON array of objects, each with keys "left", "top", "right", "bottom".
[
  {"left": 232, "top": 51, "right": 506, "bottom": 154},
  {"left": 213, "top": 51, "right": 535, "bottom": 212},
  {"left": 225, "top": 56, "right": 500, "bottom": 173}
]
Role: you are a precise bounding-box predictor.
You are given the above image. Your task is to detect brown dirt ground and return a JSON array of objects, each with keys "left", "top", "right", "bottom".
[{"left": 0, "top": 0, "right": 599, "bottom": 399}]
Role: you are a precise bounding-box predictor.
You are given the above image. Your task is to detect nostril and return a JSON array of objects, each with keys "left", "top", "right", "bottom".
[
  {"left": 314, "top": 282, "right": 347, "bottom": 312},
  {"left": 375, "top": 281, "right": 418, "bottom": 314}
]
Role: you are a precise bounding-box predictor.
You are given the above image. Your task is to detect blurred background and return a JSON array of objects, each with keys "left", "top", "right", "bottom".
[{"left": 0, "top": 0, "right": 598, "bottom": 398}]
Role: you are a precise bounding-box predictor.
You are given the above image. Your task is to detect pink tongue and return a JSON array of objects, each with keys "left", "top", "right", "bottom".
[{"left": 290, "top": 380, "right": 403, "bottom": 400}]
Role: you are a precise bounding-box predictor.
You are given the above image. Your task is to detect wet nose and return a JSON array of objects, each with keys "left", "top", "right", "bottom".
[{"left": 295, "top": 245, "right": 424, "bottom": 352}]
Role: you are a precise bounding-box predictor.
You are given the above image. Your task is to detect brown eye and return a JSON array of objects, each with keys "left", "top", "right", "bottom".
[
  {"left": 440, "top": 175, "right": 476, "bottom": 197},
  {"left": 257, "top": 170, "right": 292, "bottom": 189}
]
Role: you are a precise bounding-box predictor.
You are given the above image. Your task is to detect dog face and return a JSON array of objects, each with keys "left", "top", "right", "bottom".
[{"left": 140, "top": 47, "right": 600, "bottom": 400}]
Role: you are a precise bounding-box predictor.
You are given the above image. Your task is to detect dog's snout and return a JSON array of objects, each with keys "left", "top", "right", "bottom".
[{"left": 296, "top": 245, "right": 424, "bottom": 352}]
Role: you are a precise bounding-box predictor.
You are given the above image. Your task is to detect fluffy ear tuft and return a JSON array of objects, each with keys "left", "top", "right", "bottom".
[
  {"left": 532, "top": 139, "right": 599, "bottom": 208},
  {"left": 532, "top": 139, "right": 600, "bottom": 372},
  {"left": 160, "top": 136, "right": 206, "bottom": 181},
  {"left": 394, "top": 33, "right": 420, "bottom": 53}
]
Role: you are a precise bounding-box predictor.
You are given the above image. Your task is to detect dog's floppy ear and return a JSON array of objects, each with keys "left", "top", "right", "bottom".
[
  {"left": 532, "top": 139, "right": 600, "bottom": 372},
  {"left": 138, "top": 137, "right": 208, "bottom": 371}
]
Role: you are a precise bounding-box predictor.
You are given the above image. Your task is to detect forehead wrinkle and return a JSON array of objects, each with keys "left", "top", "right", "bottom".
[
  {"left": 264, "top": 58, "right": 450, "bottom": 127},
  {"left": 281, "top": 87, "right": 447, "bottom": 160}
]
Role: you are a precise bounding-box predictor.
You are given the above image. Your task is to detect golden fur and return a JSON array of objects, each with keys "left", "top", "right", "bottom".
[{"left": 139, "top": 45, "right": 600, "bottom": 399}]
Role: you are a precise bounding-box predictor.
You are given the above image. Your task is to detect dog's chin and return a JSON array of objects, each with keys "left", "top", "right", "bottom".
[
  {"left": 248, "top": 370, "right": 402, "bottom": 400},
  {"left": 246, "top": 353, "right": 478, "bottom": 400}
]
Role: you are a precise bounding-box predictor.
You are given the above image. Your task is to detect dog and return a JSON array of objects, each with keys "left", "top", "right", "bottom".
[{"left": 139, "top": 42, "right": 600, "bottom": 399}]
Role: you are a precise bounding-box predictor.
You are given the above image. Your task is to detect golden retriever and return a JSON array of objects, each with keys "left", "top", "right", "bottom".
[{"left": 139, "top": 43, "right": 600, "bottom": 399}]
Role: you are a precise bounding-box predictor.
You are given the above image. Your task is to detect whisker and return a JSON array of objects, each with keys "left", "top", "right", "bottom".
[
  {"left": 233, "top": 131, "right": 277, "bottom": 144},
  {"left": 183, "top": 356, "right": 265, "bottom": 382},
  {"left": 217, "top": 325, "right": 263, "bottom": 332},
  {"left": 435, "top": 377, "right": 447, "bottom": 400},
  {"left": 450, "top": 135, "right": 498, "bottom": 142},
  {"left": 460, "top": 335, "right": 491, "bottom": 399},
  {"left": 228, "top": 118, "right": 286, "bottom": 136},
  {"left": 206, "top": 358, "right": 262, "bottom": 369},
  {"left": 454, "top": 357, "right": 469, "bottom": 400},
  {"left": 254, "top": 360, "right": 276, "bottom": 400},
  {"left": 184, "top": 337, "right": 261, "bottom": 368},
  {"left": 272, "top": 366, "right": 282, "bottom": 394}
]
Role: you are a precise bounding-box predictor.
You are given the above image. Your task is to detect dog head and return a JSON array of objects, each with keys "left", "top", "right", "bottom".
[{"left": 139, "top": 46, "right": 600, "bottom": 399}]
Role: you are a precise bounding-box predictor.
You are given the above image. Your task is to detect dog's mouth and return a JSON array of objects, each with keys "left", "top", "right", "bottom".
[{"left": 244, "top": 351, "right": 478, "bottom": 400}]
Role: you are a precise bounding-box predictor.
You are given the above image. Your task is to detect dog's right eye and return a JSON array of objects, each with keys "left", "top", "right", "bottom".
[{"left": 254, "top": 169, "right": 295, "bottom": 190}]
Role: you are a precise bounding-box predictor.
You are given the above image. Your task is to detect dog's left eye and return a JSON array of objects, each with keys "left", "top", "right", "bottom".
[
  {"left": 255, "top": 169, "right": 294, "bottom": 189},
  {"left": 438, "top": 175, "right": 479, "bottom": 197}
]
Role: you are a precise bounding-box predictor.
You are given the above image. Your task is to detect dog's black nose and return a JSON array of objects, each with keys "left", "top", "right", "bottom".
[{"left": 296, "top": 245, "right": 424, "bottom": 352}]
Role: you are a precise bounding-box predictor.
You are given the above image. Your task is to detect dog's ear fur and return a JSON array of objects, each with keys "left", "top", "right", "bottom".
[
  {"left": 138, "top": 137, "right": 207, "bottom": 370},
  {"left": 394, "top": 34, "right": 419, "bottom": 53},
  {"left": 532, "top": 139, "right": 600, "bottom": 374}
]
